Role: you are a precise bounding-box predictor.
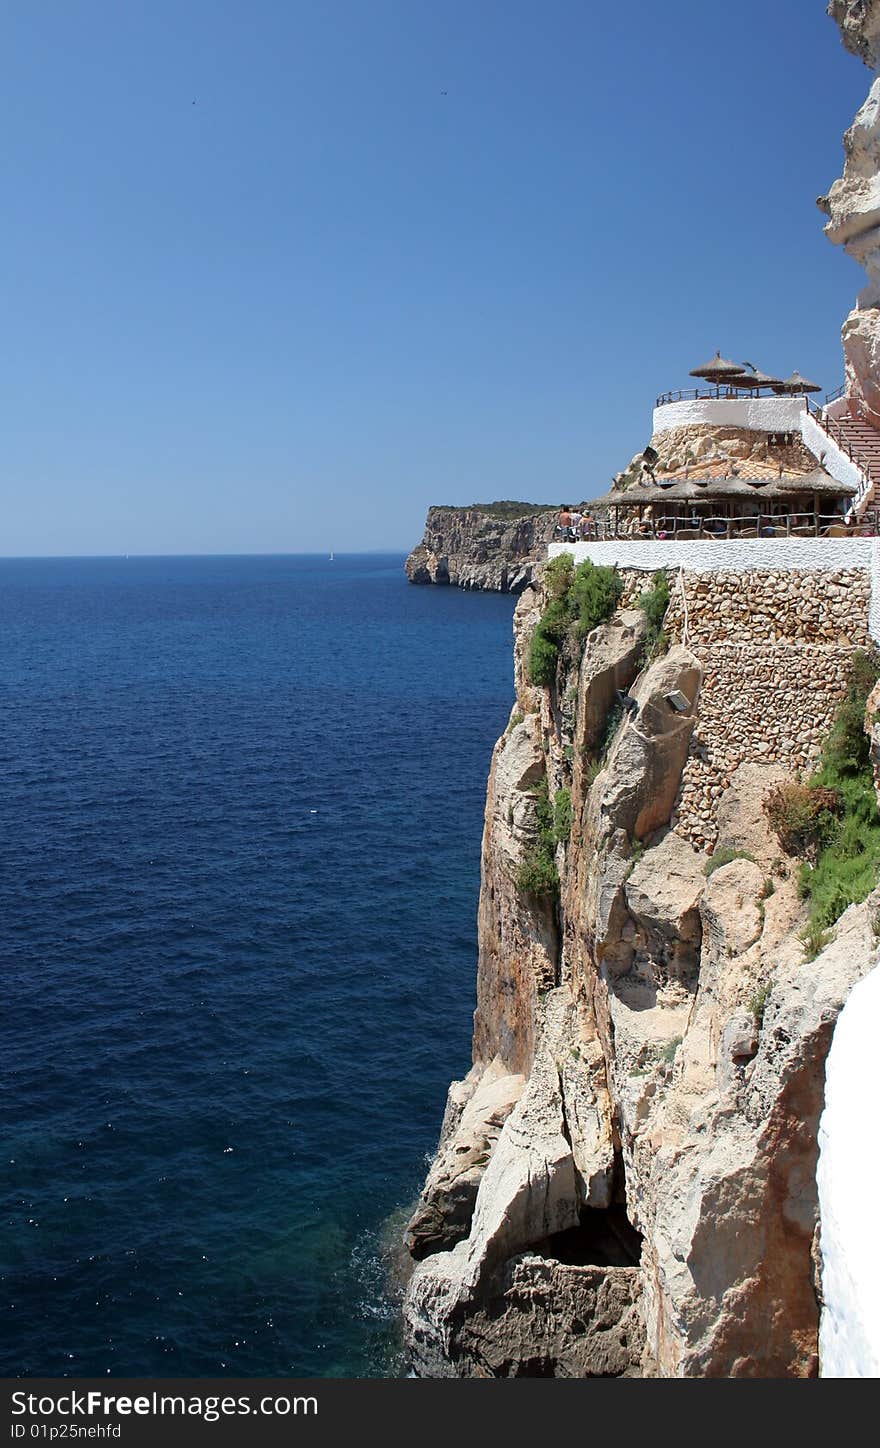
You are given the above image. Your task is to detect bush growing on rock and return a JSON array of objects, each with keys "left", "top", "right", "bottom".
[
  {"left": 764, "top": 649, "right": 880, "bottom": 937},
  {"left": 704, "top": 846, "right": 756, "bottom": 877},
  {"left": 635, "top": 570, "right": 670, "bottom": 658},
  {"left": 567, "top": 559, "right": 624, "bottom": 642},
  {"left": 544, "top": 552, "right": 574, "bottom": 600},
  {"left": 515, "top": 778, "right": 560, "bottom": 899},
  {"left": 763, "top": 782, "right": 841, "bottom": 860},
  {"left": 553, "top": 787, "right": 572, "bottom": 844},
  {"left": 528, "top": 559, "right": 623, "bottom": 688}
]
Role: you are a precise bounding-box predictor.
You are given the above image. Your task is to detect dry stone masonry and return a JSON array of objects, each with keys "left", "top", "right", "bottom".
[{"left": 657, "top": 568, "right": 871, "bottom": 848}]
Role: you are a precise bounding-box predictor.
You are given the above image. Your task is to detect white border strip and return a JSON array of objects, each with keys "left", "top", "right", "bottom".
[
  {"left": 652, "top": 396, "right": 807, "bottom": 435},
  {"left": 549, "top": 538, "right": 880, "bottom": 642},
  {"left": 549, "top": 538, "right": 876, "bottom": 572}
]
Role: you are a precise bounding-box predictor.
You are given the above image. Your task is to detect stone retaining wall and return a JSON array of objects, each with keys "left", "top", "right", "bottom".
[{"left": 617, "top": 568, "right": 872, "bottom": 849}]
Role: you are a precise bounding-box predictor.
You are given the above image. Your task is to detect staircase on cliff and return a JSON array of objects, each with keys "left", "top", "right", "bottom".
[
  {"left": 813, "top": 403, "right": 880, "bottom": 519},
  {"left": 835, "top": 414, "right": 880, "bottom": 495}
]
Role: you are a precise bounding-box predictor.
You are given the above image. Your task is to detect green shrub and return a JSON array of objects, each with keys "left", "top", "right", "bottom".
[
  {"left": 785, "top": 650, "right": 880, "bottom": 932},
  {"left": 598, "top": 701, "right": 623, "bottom": 759},
  {"left": 528, "top": 630, "right": 561, "bottom": 688},
  {"left": 528, "top": 559, "right": 623, "bottom": 687},
  {"left": 764, "top": 781, "right": 841, "bottom": 860},
  {"left": 583, "top": 757, "right": 602, "bottom": 787},
  {"left": 750, "top": 981, "right": 772, "bottom": 1027},
  {"left": 516, "top": 779, "right": 560, "bottom": 899},
  {"left": 532, "top": 776, "right": 554, "bottom": 834},
  {"left": 704, "top": 847, "right": 755, "bottom": 877},
  {"left": 527, "top": 597, "right": 569, "bottom": 686},
  {"left": 553, "top": 788, "right": 572, "bottom": 844},
  {"left": 568, "top": 559, "right": 624, "bottom": 642},
  {"left": 635, "top": 570, "right": 670, "bottom": 657},
  {"left": 516, "top": 848, "right": 559, "bottom": 898},
  {"left": 544, "top": 552, "right": 574, "bottom": 600},
  {"left": 848, "top": 647, "right": 880, "bottom": 705},
  {"left": 799, "top": 920, "right": 831, "bottom": 961}
]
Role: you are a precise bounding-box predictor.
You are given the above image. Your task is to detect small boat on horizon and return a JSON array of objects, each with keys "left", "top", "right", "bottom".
[{"left": 329, "top": 551, "right": 335, "bottom": 561}]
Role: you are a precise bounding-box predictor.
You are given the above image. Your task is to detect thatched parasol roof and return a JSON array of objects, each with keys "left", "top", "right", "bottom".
[
  {"left": 689, "top": 351, "right": 747, "bottom": 381},
  {"left": 588, "top": 467, "right": 855, "bottom": 508},
  {"left": 776, "top": 370, "right": 822, "bottom": 395},
  {"left": 734, "top": 364, "right": 784, "bottom": 391}
]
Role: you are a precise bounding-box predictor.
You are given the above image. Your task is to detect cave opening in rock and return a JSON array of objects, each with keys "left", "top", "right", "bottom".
[{"left": 533, "top": 1204, "right": 643, "bottom": 1268}]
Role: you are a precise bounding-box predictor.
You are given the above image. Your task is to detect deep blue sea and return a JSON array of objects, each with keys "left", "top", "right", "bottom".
[{"left": 0, "top": 554, "right": 516, "bottom": 1377}]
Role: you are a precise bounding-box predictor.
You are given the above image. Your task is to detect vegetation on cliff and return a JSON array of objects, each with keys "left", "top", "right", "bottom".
[
  {"left": 528, "top": 555, "right": 623, "bottom": 687},
  {"left": 764, "top": 649, "right": 880, "bottom": 933},
  {"left": 515, "top": 777, "right": 559, "bottom": 899},
  {"left": 431, "top": 501, "right": 557, "bottom": 520},
  {"left": 635, "top": 570, "right": 670, "bottom": 658}
]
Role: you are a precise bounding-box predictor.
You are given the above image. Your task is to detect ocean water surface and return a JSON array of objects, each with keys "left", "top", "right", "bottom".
[{"left": 0, "top": 554, "right": 517, "bottom": 1377}]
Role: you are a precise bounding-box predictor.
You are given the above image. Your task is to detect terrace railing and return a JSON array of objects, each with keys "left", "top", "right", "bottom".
[
  {"left": 656, "top": 384, "right": 848, "bottom": 408},
  {"left": 578, "top": 510, "right": 879, "bottom": 542},
  {"left": 654, "top": 386, "right": 769, "bottom": 406}
]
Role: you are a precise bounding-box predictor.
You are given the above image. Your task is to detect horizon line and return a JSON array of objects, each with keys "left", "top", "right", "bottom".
[{"left": 0, "top": 548, "right": 413, "bottom": 561}]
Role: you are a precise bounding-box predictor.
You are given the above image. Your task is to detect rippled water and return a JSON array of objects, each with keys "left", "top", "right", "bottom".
[{"left": 0, "top": 554, "right": 516, "bottom": 1376}]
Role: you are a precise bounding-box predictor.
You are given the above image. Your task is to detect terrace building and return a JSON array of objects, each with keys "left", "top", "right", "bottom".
[{"left": 576, "top": 353, "right": 880, "bottom": 542}]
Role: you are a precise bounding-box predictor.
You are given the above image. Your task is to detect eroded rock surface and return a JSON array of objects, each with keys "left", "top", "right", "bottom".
[
  {"left": 823, "top": 1, "right": 880, "bottom": 422},
  {"left": 403, "top": 560, "right": 879, "bottom": 1377},
  {"left": 405, "top": 1060, "right": 525, "bottom": 1260},
  {"left": 829, "top": 0, "right": 880, "bottom": 69},
  {"left": 405, "top": 506, "right": 558, "bottom": 592}
]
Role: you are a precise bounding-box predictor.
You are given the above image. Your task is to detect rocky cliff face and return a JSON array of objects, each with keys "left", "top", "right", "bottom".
[
  {"left": 402, "top": 564, "right": 879, "bottom": 1377},
  {"left": 822, "top": 1, "right": 880, "bottom": 422},
  {"left": 406, "top": 506, "right": 558, "bottom": 592},
  {"left": 829, "top": 0, "right": 880, "bottom": 68}
]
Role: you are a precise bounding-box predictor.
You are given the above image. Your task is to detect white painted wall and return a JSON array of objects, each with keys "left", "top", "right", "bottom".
[
  {"left": 818, "top": 964, "right": 880, "bottom": 1377},
  {"left": 550, "top": 536, "right": 877, "bottom": 574},
  {"left": 652, "top": 396, "right": 807, "bottom": 435}
]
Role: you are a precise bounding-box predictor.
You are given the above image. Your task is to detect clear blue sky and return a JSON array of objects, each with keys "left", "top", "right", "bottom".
[{"left": 0, "top": 0, "right": 870, "bottom": 555}]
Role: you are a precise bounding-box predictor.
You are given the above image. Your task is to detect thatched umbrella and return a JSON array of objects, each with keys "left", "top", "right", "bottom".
[
  {"left": 735, "top": 362, "right": 784, "bottom": 394},
  {"left": 776, "top": 370, "right": 822, "bottom": 395},
  {"left": 689, "top": 351, "right": 747, "bottom": 397}
]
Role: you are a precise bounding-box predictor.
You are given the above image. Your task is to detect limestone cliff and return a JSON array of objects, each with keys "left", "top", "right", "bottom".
[
  {"left": 402, "top": 562, "right": 879, "bottom": 1377},
  {"left": 821, "top": 1, "right": 880, "bottom": 423},
  {"left": 405, "top": 505, "right": 558, "bottom": 592}
]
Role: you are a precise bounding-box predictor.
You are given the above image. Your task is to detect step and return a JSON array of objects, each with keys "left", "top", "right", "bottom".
[{"left": 821, "top": 414, "right": 880, "bottom": 483}]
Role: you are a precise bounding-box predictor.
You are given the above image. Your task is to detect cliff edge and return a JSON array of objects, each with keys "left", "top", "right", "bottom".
[
  {"left": 402, "top": 558, "right": 880, "bottom": 1376},
  {"left": 405, "top": 504, "right": 558, "bottom": 593}
]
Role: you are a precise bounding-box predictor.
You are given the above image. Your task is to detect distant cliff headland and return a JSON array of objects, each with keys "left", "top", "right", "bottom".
[{"left": 405, "top": 503, "right": 560, "bottom": 593}]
